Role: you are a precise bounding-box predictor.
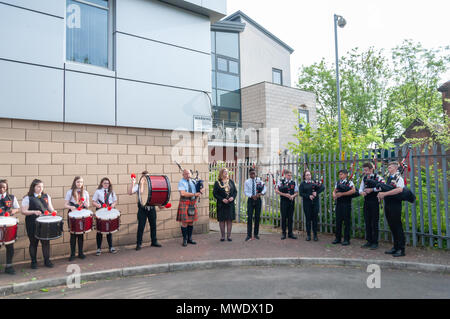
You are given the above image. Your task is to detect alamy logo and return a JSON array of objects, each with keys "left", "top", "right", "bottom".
[
  {"left": 66, "top": 4, "right": 81, "bottom": 29},
  {"left": 366, "top": 264, "right": 381, "bottom": 289},
  {"left": 66, "top": 264, "right": 81, "bottom": 289}
]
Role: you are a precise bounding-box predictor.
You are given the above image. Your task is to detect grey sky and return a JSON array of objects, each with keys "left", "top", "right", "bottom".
[{"left": 227, "top": 0, "right": 450, "bottom": 86}]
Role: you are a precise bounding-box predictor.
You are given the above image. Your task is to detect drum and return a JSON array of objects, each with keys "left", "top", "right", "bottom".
[
  {"left": 68, "top": 209, "right": 93, "bottom": 234},
  {"left": 35, "top": 216, "right": 64, "bottom": 240},
  {"left": 0, "top": 217, "right": 18, "bottom": 245},
  {"left": 138, "top": 175, "right": 171, "bottom": 207},
  {"left": 95, "top": 208, "right": 120, "bottom": 234}
]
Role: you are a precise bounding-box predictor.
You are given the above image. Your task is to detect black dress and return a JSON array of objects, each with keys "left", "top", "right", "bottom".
[{"left": 213, "top": 180, "right": 237, "bottom": 222}]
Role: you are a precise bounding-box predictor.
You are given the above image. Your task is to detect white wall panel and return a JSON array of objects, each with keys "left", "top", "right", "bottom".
[
  {"left": 1, "top": 0, "right": 65, "bottom": 17},
  {"left": 116, "top": 0, "right": 210, "bottom": 53},
  {"left": 116, "top": 33, "right": 211, "bottom": 92},
  {"left": 117, "top": 79, "right": 211, "bottom": 131},
  {"left": 0, "top": 3, "right": 64, "bottom": 68},
  {"left": 64, "top": 71, "right": 116, "bottom": 126},
  {"left": 0, "top": 60, "right": 63, "bottom": 122}
]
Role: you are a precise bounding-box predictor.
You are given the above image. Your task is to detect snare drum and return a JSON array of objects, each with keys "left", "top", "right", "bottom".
[
  {"left": 0, "top": 217, "right": 18, "bottom": 245},
  {"left": 95, "top": 208, "right": 120, "bottom": 234},
  {"left": 68, "top": 209, "right": 93, "bottom": 234},
  {"left": 35, "top": 216, "right": 63, "bottom": 240},
  {"left": 138, "top": 175, "right": 171, "bottom": 207}
]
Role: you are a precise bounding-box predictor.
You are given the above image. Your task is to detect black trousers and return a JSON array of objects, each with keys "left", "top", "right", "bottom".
[
  {"left": 280, "top": 199, "right": 295, "bottom": 235},
  {"left": 303, "top": 200, "right": 319, "bottom": 236},
  {"left": 363, "top": 199, "right": 379, "bottom": 244},
  {"left": 385, "top": 200, "right": 405, "bottom": 250},
  {"left": 5, "top": 244, "right": 14, "bottom": 265},
  {"left": 26, "top": 217, "right": 50, "bottom": 261},
  {"left": 70, "top": 234, "right": 84, "bottom": 255},
  {"left": 247, "top": 198, "right": 262, "bottom": 237},
  {"left": 335, "top": 202, "right": 351, "bottom": 242},
  {"left": 96, "top": 233, "right": 113, "bottom": 249},
  {"left": 137, "top": 206, "right": 157, "bottom": 245}
]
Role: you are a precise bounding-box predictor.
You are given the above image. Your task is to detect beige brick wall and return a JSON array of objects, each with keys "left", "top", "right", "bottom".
[{"left": 0, "top": 118, "right": 209, "bottom": 263}]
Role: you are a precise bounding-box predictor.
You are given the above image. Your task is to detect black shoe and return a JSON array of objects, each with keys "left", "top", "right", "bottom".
[
  {"left": 361, "top": 242, "right": 371, "bottom": 248},
  {"left": 30, "top": 261, "right": 38, "bottom": 269},
  {"left": 182, "top": 239, "right": 188, "bottom": 247},
  {"left": 5, "top": 266, "right": 15, "bottom": 275},
  {"left": 393, "top": 249, "right": 405, "bottom": 257},
  {"left": 288, "top": 234, "right": 297, "bottom": 240},
  {"left": 220, "top": 238, "right": 225, "bottom": 242},
  {"left": 44, "top": 260, "right": 54, "bottom": 268},
  {"left": 135, "top": 245, "right": 142, "bottom": 251},
  {"left": 245, "top": 236, "right": 251, "bottom": 242},
  {"left": 254, "top": 235, "right": 260, "bottom": 240},
  {"left": 385, "top": 247, "right": 397, "bottom": 254},
  {"left": 306, "top": 235, "right": 311, "bottom": 241},
  {"left": 332, "top": 239, "right": 341, "bottom": 245},
  {"left": 342, "top": 241, "right": 350, "bottom": 246},
  {"left": 78, "top": 253, "right": 86, "bottom": 259},
  {"left": 151, "top": 242, "right": 162, "bottom": 247},
  {"left": 313, "top": 235, "right": 318, "bottom": 241},
  {"left": 227, "top": 238, "right": 232, "bottom": 242},
  {"left": 69, "top": 255, "right": 76, "bottom": 261},
  {"left": 369, "top": 244, "right": 379, "bottom": 250},
  {"left": 187, "top": 239, "right": 197, "bottom": 245},
  {"left": 281, "top": 234, "right": 287, "bottom": 240}
]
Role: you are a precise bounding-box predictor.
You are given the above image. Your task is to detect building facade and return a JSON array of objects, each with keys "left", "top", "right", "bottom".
[{"left": 0, "top": 0, "right": 226, "bottom": 262}]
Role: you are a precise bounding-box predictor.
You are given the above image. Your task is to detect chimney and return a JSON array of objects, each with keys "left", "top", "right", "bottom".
[{"left": 438, "top": 81, "right": 450, "bottom": 116}]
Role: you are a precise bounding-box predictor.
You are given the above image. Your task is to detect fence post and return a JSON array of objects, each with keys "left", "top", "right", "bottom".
[
  {"left": 441, "top": 144, "right": 449, "bottom": 250},
  {"left": 237, "top": 163, "right": 242, "bottom": 223},
  {"left": 409, "top": 146, "right": 417, "bottom": 247}
]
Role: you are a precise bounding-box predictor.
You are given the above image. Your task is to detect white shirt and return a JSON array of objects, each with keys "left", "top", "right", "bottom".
[
  {"left": 92, "top": 189, "right": 117, "bottom": 205},
  {"left": 65, "top": 189, "right": 90, "bottom": 207},
  {"left": 335, "top": 179, "right": 354, "bottom": 190},
  {"left": 389, "top": 175, "right": 405, "bottom": 189},
  {"left": 21, "top": 193, "right": 52, "bottom": 207},
  {"left": 132, "top": 184, "right": 139, "bottom": 194},
  {"left": 244, "top": 178, "right": 267, "bottom": 198},
  {"left": 0, "top": 193, "right": 20, "bottom": 209}
]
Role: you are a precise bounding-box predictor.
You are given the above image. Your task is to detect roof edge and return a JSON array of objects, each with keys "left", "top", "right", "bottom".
[{"left": 211, "top": 20, "right": 246, "bottom": 33}]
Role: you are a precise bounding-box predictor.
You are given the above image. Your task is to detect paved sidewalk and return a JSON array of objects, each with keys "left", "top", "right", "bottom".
[{"left": 0, "top": 220, "right": 449, "bottom": 288}]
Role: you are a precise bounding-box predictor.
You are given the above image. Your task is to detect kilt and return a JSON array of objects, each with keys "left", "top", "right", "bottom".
[{"left": 176, "top": 198, "right": 198, "bottom": 223}]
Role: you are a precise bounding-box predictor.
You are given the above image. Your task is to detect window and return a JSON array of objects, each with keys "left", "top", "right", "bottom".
[
  {"left": 217, "top": 90, "right": 241, "bottom": 109},
  {"left": 217, "top": 73, "right": 240, "bottom": 91},
  {"left": 216, "top": 32, "right": 239, "bottom": 59},
  {"left": 298, "top": 109, "right": 309, "bottom": 131},
  {"left": 272, "top": 68, "right": 283, "bottom": 85},
  {"left": 66, "top": 0, "right": 110, "bottom": 68}
]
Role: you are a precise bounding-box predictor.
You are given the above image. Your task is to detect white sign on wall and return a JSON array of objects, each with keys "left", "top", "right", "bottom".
[{"left": 193, "top": 115, "right": 213, "bottom": 132}]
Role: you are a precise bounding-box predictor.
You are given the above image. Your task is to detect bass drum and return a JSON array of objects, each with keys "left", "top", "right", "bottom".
[{"left": 138, "top": 175, "right": 171, "bottom": 207}]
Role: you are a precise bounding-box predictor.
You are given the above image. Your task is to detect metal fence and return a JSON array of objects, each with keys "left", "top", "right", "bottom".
[{"left": 209, "top": 144, "right": 449, "bottom": 249}]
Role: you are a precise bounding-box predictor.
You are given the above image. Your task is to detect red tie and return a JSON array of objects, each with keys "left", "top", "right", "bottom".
[{"left": 104, "top": 190, "right": 108, "bottom": 205}]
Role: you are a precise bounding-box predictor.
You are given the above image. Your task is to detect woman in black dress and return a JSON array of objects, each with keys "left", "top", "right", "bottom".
[
  {"left": 213, "top": 168, "right": 237, "bottom": 242},
  {"left": 299, "top": 170, "right": 325, "bottom": 242}
]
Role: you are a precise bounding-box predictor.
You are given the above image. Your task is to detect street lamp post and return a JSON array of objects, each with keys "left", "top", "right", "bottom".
[{"left": 334, "top": 14, "right": 346, "bottom": 163}]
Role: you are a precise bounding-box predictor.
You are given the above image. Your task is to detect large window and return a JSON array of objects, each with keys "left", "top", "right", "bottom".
[
  {"left": 272, "top": 68, "right": 283, "bottom": 85},
  {"left": 66, "top": 0, "right": 110, "bottom": 68},
  {"left": 298, "top": 109, "right": 309, "bottom": 131},
  {"left": 211, "top": 31, "right": 241, "bottom": 124}
]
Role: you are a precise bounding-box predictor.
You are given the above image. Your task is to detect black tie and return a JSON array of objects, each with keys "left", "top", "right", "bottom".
[{"left": 252, "top": 180, "right": 255, "bottom": 196}]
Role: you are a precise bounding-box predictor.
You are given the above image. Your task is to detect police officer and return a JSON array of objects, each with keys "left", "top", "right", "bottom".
[
  {"left": 244, "top": 168, "right": 266, "bottom": 241},
  {"left": 378, "top": 161, "right": 406, "bottom": 257},
  {"left": 359, "top": 163, "right": 384, "bottom": 250},
  {"left": 332, "top": 170, "right": 355, "bottom": 246},
  {"left": 275, "top": 170, "right": 298, "bottom": 240}
]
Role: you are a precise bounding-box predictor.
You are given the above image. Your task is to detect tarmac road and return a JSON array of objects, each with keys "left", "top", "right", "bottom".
[{"left": 6, "top": 264, "right": 450, "bottom": 299}]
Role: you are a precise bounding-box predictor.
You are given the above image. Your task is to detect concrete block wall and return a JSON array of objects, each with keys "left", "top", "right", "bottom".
[{"left": 0, "top": 118, "right": 209, "bottom": 263}]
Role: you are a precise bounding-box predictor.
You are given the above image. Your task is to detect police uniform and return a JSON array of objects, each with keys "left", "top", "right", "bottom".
[
  {"left": 65, "top": 189, "right": 90, "bottom": 259},
  {"left": 277, "top": 179, "right": 298, "bottom": 239},
  {"left": 0, "top": 192, "right": 20, "bottom": 274},
  {"left": 334, "top": 179, "right": 354, "bottom": 244},
  {"left": 22, "top": 193, "right": 54, "bottom": 267},
  {"left": 132, "top": 183, "right": 160, "bottom": 249},
  {"left": 244, "top": 177, "right": 266, "bottom": 239},
  {"left": 359, "top": 174, "right": 384, "bottom": 247},
  {"left": 384, "top": 173, "right": 406, "bottom": 256},
  {"left": 92, "top": 188, "right": 117, "bottom": 253},
  {"left": 299, "top": 180, "right": 324, "bottom": 240}
]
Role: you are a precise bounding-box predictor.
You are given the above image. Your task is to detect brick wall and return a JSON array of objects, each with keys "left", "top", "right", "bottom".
[{"left": 0, "top": 118, "right": 209, "bottom": 263}]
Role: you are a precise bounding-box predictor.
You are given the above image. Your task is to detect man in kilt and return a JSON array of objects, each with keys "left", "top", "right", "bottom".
[{"left": 177, "top": 169, "right": 204, "bottom": 247}]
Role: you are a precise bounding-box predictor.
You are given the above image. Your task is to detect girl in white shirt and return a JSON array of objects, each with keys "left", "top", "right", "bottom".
[
  {"left": 64, "top": 176, "right": 90, "bottom": 261},
  {"left": 21, "top": 179, "right": 57, "bottom": 269},
  {"left": 92, "top": 177, "right": 118, "bottom": 256}
]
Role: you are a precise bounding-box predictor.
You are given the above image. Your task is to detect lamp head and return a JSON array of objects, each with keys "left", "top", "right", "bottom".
[{"left": 337, "top": 16, "right": 346, "bottom": 28}]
